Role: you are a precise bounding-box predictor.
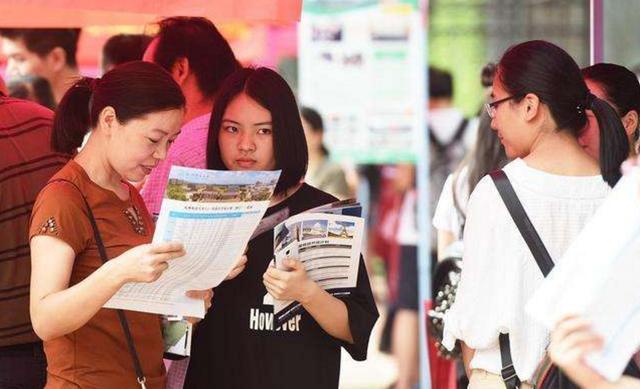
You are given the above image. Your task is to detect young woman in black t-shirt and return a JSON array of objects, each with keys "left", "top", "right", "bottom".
[{"left": 183, "top": 67, "right": 378, "bottom": 389}]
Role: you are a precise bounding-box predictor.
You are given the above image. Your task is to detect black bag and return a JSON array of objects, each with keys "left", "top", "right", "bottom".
[
  {"left": 427, "top": 256, "right": 462, "bottom": 359},
  {"left": 427, "top": 164, "right": 467, "bottom": 360},
  {"left": 491, "top": 170, "right": 640, "bottom": 389}
]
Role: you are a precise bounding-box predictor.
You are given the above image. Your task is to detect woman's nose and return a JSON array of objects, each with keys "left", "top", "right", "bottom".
[{"left": 238, "top": 132, "right": 255, "bottom": 151}]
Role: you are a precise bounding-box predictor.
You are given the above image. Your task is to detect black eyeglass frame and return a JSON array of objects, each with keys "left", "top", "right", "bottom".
[{"left": 485, "top": 94, "right": 524, "bottom": 118}]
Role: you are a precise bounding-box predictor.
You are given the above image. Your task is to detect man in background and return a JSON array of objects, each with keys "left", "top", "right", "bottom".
[
  {"left": 0, "top": 28, "right": 81, "bottom": 105},
  {"left": 0, "top": 90, "right": 69, "bottom": 388},
  {"left": 140, "top": 16, "right": 240, "bottom": 389},
  {"left": 141, "top": 16, "right": 240, "bottom": 218},
  {"left": 101, "top": 33, "right": 152, "bottom": 74}
]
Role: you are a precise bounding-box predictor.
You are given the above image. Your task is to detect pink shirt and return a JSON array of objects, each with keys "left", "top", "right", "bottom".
[{"left": 141, "top": 113, "right": 211, "bottom": 216}]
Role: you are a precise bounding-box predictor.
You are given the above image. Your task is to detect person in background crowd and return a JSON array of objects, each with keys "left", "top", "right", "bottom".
[
  {"left": 432, "top": 63, "right": 508, "bottom": 389},
  {"left": 140, "top": 16, "right": 242, "bottom": 387},
  {"left": 390, "top": 163, "right": 420, "bottom": 389},
  {"left": 300, "top": 106, "right": 351, "bottom": 200},
  {"left": 579, "top": 63, "right": 640, "bottom": 160},
  {"left": 428, "top": 66, "right": 475, "bottom": 262},
  {"left": 101, "top": 33, "right": 153, "bottom": 74},
  {"left": 433, "top": 63, "right": 508, "bottom": 261},
  {"left": 28, "top": 61, "right": 213, "bottom": 388},
  {"left": 0, "top": 28, "right": 81, "bottom": 105},
  {"left": 184, "top": 67, "right": 378, "bottom": 389},
  {"left": 0, "top": 88, "right": 69, "bottom": 389},
  {"left": 141, "top": 16, "right": 240, "bottom": 218},
  {"left": 443, "top": 40, "right": 628, "bottom": 389},
  {"left": 8, "top": 75, "right": 57, "bottom": 110}
]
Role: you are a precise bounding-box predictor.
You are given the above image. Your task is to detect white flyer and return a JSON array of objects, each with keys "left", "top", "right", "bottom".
[
  {"left": 526, "top": 167, "right": 640, "bottom": 381},
  {"left": 105, "top": 166, "right": 280, "bottom": 318},
  {"left": 272, "top": 211, "right": 364, "bottom": 326}
]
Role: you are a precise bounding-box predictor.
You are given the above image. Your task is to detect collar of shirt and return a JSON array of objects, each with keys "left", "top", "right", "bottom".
[{"left": 182, "top": 112, "right": 212, "bottom": 132}]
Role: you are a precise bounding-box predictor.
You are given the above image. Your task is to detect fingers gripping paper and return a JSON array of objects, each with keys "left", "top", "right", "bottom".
[{"left": 104, "top": 166, "right": 281, "bottom": 318}]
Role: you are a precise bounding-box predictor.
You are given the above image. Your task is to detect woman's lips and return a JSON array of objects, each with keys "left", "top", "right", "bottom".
[
  {"left": 236, "top": 159, "right": 256, "bottom": 168},
  {"left": 141, "top": 165, "right": 155, "bottom": 174}
]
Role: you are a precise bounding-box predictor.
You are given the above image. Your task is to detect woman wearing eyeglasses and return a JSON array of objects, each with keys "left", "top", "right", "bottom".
[{"left": 441, "top": 40, "right": 628, "bottom": 389}]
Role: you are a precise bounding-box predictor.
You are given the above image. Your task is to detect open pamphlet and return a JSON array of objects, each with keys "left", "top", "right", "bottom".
[
  {"left": 104, "top": 166, "right": 281, "bottom": 318},
  {"left": 526, "top": 167, "right": 640, "bottom": 381},
  {"left": 271, "top": 200, "right": 365, "bottom": 326}
]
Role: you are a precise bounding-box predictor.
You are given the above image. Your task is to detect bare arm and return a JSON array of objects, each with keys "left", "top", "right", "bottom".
[
  {"left": 461, "top": 341, "right": 475, "bottom": 378},
  {"left": 263, "top": 258, "right": 353, "bottom": 343},
  {"left": 437, "top": 229, "right": 456, "bottom": 261},
  {"left": 30, "top": 236, "right": 125, "bottom": 341},
  {"left": 30, "top": 236, "right": 184, "bottom": 341},
  {"left": 300, "top": 283, "right": 353, "bottom": 343}
]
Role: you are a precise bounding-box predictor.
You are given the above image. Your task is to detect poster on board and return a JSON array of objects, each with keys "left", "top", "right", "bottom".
[{"left": 298, "top": 0, "right": 425, "bottom": 164}]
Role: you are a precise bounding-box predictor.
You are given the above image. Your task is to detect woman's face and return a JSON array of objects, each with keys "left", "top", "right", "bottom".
[
  {"left": 578, "top": 79, "right": 608, "bottom": 160},
  {"left": 107, "top": 108, "right": 184, "bottom": 182},
  {"left": 218, "top": 92, "right": 276, "bottom": 171},
  {"left": 490, "top": 77, "right": 532, "bottom": 159}
]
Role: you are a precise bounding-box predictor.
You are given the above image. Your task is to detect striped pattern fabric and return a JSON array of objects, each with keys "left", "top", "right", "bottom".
[{"left": 0, "top": 97, "right": 69, "bottom": 347}]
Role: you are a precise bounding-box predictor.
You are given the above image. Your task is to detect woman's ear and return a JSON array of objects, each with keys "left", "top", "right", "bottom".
[
  {"left": 621, "top": 110, "right": 638, "bottom": 139},
  {"left": 522, "top": 93, "right": 541, "bottom": 122},
  {"left": 97, "top": 106, "right": 118, "bottom": 136}
]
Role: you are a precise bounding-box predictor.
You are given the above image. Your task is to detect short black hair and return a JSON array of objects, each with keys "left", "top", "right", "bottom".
[
  {"left": 0, "top": 28, "right": 81, "bottom": 67},
  {"left": 429, "top": 66, "right": 453, "bottom": 98},
  {"left": 481, "top": 62, "right": 497, "bottom": 88},
  {"left": 207, "top": 67, "right": 308, "bottom": 195},
  {"left": 152, "top": 17, "right": 240, "bottom": 98},
  {"left": 8, "top": 75, "right": 56, "bottom": 110},
  {"left": 300, "top": 106, "right": 323, "bottom": 133},
  {"left": 102, "top": 34, "right": 152, "bottom": 72}
]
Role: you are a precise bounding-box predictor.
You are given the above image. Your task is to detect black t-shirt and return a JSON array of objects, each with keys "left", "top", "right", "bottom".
[{"left": 184, "top": 184, "right": 379, "bottom": 389}]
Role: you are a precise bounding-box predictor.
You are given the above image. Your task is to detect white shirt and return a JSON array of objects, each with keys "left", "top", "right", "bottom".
[
  {"left": 442, "top": 158, "right": 611, "bottom": 381},
  {"left": 432, "top": 166, "right": 470, "bottom": 240},
  {"left": 429, "top": 107, "right": 478, "bottom": 150},
  {"left": 397, "top": 189, "right": 418, "bottom": 245}
]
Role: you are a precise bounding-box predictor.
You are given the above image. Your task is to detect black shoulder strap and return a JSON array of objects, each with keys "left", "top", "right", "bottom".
[
  {"left": 48, "top": 179, "right": 147, "bottom": 389},
  {"left": 428, "top": 117, "right": 469, "bottom": 152},
  {"left": 489, "top": 170, "right": 556, "bottom": 389},
  {"left": 489, "top": 170, "right": 555, "bottom": 276},
  {"left": 451, "top": 117, "right": 469, "bottom": 144}
]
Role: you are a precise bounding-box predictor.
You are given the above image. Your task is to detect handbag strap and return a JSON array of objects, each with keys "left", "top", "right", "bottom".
[
  {"left": 49, "top": 179, "right": 147, "bottom": 389},
  {"left": 489, "top": 170, "right": 556, "bottom": 389},
  {"left": 490, "top": 170, "right": 555, "bottom": 276}
]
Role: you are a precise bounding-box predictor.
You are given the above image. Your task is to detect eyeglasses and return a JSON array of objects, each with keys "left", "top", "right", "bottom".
[{"left": 485, "top": 95, "right": 520, "bottom": 118}]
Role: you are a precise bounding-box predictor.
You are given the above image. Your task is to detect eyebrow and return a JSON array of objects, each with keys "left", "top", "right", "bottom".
[
  {"left": 152, "top": 129, "right": 181, "bottom": 137},
  {"left": 222, "top": 119, "right": 273, "bottom": 126}
]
